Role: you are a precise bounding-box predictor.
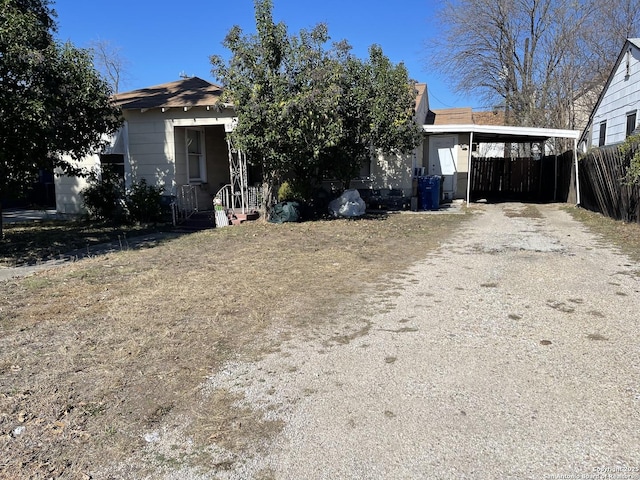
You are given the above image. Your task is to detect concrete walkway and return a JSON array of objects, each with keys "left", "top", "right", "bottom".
[
  {"left": 1, "top": 208, "right": 64, "bottom": 224},
  {"left": 1, "top": 207, "right": 185, "bottom": 282}
]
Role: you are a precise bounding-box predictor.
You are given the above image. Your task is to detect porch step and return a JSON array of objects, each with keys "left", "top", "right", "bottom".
[{"left": 228, "top": 211, "right": 260, "bottom": 226}]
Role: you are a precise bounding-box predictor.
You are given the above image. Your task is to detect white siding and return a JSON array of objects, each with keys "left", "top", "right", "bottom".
[
  {"left": 54, "top": 105, "right": 237, "bottom": 214},
  {"left": 118, "top": 108, "right": 236, "bottom": 196},
  {"left": 125, "top": 111, "right": 176, "bottom": 193},
  {"left": 591, "top": 43, "right": 640, "bottom": 146},
  {"left": 54, "top": 154, "right": 100, "bottom": 214}
]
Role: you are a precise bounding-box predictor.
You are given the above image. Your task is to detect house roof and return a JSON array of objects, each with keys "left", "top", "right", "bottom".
[
  {"left": 425, "top": 107, "right": 473, "bottom": 125},
  {"left": 113, "top": 77, "right": 224, "bottom": 110},
  {"left": 579, "top": 38, "right": 640, "bottom": 146},
  {"left": 425, "top": 107, "right": 507, "bottom": 127},
  {"left": 472, "top": 110, "right": 505, "bottom": 126}
]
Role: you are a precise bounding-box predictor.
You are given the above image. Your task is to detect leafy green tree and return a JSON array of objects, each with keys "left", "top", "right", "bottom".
[
  {"left": 0, "top": 0, "right": 122, "bottom": 237},
  {"left": 322, "top": 45, "right": 421, "bottom": 188},
  {"left": 211, "top": 0, "right": 421, "bottom": 209},
  {"left": 211, "top": 0, "right": 341, "bottom": 205}
]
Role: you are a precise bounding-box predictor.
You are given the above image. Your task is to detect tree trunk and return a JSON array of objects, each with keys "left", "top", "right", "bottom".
[{"left": 260, "top": 170, "right": 278, "bottom": 221}]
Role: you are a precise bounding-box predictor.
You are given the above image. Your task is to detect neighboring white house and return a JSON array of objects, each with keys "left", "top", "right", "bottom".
[{"left": 580, "top": 38, "right": 640, "bottom": 151}]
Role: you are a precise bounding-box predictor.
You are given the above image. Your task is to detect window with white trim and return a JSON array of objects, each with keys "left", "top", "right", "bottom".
[
  {"left": 598, "top": 121, "right": 607, "bottom": 147},
  {"left": 186, "top": 128, "right": 206, "bottom": 183},
  {"left": 626, "top": 111, "right": 637, "bottom": 137}
]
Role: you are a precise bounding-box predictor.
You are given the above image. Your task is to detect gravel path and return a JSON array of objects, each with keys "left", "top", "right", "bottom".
[{"left": 179, "top": 203, "right": 640, "bottom": 479}]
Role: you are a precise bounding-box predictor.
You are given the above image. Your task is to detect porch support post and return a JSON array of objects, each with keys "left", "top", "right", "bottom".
[
  {"left": 466, "top": 131, "right": 474, "bottom": 204},
  {"left": 226, "top": 136, "right": 249, "bottom": 214},
  {"left": 226, "top": 137, "right": 237, "bottom": 211},
  {"left": 573, "top": 138, "right": 581, "bottom": 205},
  {"left": 239, "top": 151, "right": 247, "bottom": 214}
]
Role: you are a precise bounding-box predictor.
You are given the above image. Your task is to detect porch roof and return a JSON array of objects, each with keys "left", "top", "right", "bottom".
[
  {"left": 113, "top": 77, "right": 225, "bottom": 110},
  {"left": 422, "top": 124, "right": 580, "bottom": 143}
]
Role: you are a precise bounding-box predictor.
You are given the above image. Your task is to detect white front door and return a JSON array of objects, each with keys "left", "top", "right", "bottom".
[{"left": 428, "top": 135, "right": 458, "bottom": 198}]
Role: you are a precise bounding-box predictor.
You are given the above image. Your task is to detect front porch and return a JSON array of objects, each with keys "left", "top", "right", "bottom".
[{"left": 170, "top": 124, "right": 261, "bottom": 228}]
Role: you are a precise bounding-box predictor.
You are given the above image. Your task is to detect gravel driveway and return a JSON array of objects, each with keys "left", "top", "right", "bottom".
[{"left": 175, "top": 203, "right": 640, "bottom": 479}]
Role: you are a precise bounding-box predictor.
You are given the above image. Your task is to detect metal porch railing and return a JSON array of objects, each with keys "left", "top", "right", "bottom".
[
  {"left": 214, "top": 184, "right": 262, "bottom": 213},
  {"left": 171, "top": 185, "right": 199, "bottom": 226}
]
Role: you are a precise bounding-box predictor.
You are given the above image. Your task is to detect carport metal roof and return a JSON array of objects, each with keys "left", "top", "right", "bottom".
[{"left": 421, "top": 124, "right": 581, "bottom": 204}]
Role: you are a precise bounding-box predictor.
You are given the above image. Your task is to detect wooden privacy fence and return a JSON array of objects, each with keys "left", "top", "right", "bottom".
[
  {"left": 471, "top": 151, "right": 574, "bottom": 202},
  {"left": 579, "top": 144, "right": 640, "bottom": 223}
]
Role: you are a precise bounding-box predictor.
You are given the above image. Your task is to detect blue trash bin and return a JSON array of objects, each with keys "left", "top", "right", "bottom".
[{"left": 417, "top": 176, "right": 440, "bottom": 211}]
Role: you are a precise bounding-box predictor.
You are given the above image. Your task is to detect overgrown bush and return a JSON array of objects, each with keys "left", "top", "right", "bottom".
[
  {"left": 277, "top": 180, "right": 312, "bottom": 202},
  {"left": 277, "top": 181, "right": 296, "bottom": 202},
  {"left": 622, "top": 133, "right": 640, "bottom": 185},
  {"left": 82, "top": 174, "right": 166, "bottom": 224},
  {"left": 81, "top": 170, "right": 127, "bottom": 222},
  {"left": 125, "top": 179, "right": 165, "bottom": 224}
]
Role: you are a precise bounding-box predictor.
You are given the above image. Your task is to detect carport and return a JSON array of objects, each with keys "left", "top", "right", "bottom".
[{"left": 422, "top": 124, "right": 581, "bottom": 204}]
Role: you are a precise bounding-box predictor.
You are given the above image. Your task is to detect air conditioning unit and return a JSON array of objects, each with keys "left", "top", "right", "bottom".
[{"left": 440, "top": 173, "right": 457, "bottom": 202}]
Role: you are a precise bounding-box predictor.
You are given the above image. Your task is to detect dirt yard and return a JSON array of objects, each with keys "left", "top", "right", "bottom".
[
  {"left": 2, "top": 204, "right": 640, "bottom": 479},
  {"left": 0, "top": 211, "right": 466, "bottom": 479}
]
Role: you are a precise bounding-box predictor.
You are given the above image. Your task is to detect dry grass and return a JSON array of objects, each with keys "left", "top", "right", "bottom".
[
  {"left": 564, "top": 206, "right": 640, "bottom": 265},
  {"left": 0, "top": 212, "right": 469, "bottom": 478}
]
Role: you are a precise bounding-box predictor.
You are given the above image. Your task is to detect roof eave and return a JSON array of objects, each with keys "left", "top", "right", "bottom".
[{"left": 422, "top": 124, "right": 580, "bottom": 140}]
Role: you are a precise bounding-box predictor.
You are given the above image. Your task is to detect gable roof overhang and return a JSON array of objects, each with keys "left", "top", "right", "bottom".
[{"left": 113, "top": 76, "right": 228, "bottom": 112}]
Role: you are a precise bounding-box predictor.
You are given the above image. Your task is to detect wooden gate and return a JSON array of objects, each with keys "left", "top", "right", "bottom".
[{"left": 471, "top": 153, "right": 573, "bottom": 202}]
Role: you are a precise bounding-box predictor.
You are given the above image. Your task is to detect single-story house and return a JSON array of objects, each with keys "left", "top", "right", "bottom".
[
  {"left": 55, "top": 77, "right": 243, "bottom": 216},
  {"left": 579, "top": 38, "right": 640, "bottom": 151},
  {"left": 55, "top": 77, "right": 429, "bottom": 217},
  {"left": 55, "top": 77, "right": 581, "bottom": 216}
]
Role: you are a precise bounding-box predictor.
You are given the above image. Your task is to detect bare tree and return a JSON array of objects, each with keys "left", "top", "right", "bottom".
[
  {"left": 88, "top": 38, "right": 130, "bottom": 93},
  {"left": 427, "top": 0, "right": 640, "bottom": 131}
]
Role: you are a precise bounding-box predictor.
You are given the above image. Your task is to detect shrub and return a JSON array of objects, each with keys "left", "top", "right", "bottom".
[
  {"left": 125, "top": 179, "right": 165, "bottom": 224},
  {"left": 277, "top": 180, "right": 312, "bottom": 202},
  {"left": 81, "top": 170, "right": 127, "bottom": 222},
  {"left": 82, "top": 174, "right": 166, "bottom": 224},
  {"left": 622, "top": 133, "right": 640, "bottom": 185}
]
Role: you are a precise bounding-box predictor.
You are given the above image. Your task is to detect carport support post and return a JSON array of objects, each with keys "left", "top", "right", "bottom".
[
  {"left": 553, "top": 138, "right": 558, "bottom": 201},
  {"left": 466, "top": 131, "right": 474, "bottom": 204},
  {"left": 573, "top": 138, "right": 581, "bottom": 205}
]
